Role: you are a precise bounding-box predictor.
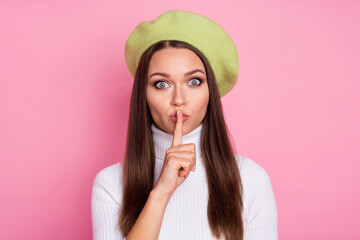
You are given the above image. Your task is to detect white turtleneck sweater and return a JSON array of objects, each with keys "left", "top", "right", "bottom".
[{"left": 91, "top": 123, "right": 278, "bottom": 240}]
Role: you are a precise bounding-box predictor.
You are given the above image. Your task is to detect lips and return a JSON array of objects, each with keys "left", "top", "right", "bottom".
[{"left": 170, "top": 111, "right": 189, "bottom": 123}]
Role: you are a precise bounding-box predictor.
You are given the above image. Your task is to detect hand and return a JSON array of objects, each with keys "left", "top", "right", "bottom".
[{"left": 153, "top": 110, "right": 197, "bottom": 198}]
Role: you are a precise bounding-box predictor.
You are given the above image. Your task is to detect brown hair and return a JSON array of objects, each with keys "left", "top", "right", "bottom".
[{"left": 119, "top": 40, "right": 243, "bottom": 240}]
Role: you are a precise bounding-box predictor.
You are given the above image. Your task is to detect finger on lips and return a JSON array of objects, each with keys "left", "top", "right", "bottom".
[
  {"left": 170, "top": 110, "right": 196, "bottom": 177},
  {"left": 171, "top": 110, "right": 183, "bottom": 147}
]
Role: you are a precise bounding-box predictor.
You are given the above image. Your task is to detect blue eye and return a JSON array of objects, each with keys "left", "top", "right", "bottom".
[
  {"left": 154, "top": 81, "right": 169, "bottom": 89},
  {"left": 188, "top": 78, "right": 202, "bottom": 86}
]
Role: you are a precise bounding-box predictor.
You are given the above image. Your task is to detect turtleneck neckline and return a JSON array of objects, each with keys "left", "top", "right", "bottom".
[{"left": 151, "top": 123, "right": 203, "bottom": 160}]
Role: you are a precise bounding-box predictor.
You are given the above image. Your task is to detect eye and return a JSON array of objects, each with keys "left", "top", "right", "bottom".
[
  {"left": 188, "top": 78, "right": 202, "bottom": 86},
  {"left": 154, "top": 81, "right": 169, "bottom": 89}
]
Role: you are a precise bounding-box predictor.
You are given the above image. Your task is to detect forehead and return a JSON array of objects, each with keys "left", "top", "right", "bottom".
[{"left": 148, "top": 48, "right": 205, "bottom": 74}]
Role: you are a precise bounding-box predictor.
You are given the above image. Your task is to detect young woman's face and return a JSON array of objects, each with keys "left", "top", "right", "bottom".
[{"left": 146, "top": 47, "right": 209, "bottom": 135}]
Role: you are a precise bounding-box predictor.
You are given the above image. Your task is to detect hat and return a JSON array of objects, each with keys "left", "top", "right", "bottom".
[{"left": 125, "top": 10, "right": 239, "bottom": 97}]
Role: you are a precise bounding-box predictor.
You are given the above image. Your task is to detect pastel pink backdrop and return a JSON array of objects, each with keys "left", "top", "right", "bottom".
[{"left": 1, "top": 1, "right": 359, "bottom": 239}]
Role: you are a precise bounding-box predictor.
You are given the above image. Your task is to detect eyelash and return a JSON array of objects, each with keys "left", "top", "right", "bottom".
[{"left": 153, "top": 78, "right": 203, "bottom": 89}]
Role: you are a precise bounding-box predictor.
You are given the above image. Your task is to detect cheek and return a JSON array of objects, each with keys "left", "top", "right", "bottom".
[
  {"left": 147, "top": 89, "right": 170, "bottom": 113},
  {"left": 196, "top": 91, "right": 209, "bottom": 113},
  {"left": 147, "top": 96, "right": 165, "bottom": 119},
  {"left": 147, "top": 99, "right": 157, "bottom": 115},
  {"left": 146, "top": 90, "right": 157, "bottom": 114}
]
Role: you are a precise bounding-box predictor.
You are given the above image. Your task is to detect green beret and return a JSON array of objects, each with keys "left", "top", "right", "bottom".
[{"left": 125, "top": 10, "right": 239, "bottom": 97}]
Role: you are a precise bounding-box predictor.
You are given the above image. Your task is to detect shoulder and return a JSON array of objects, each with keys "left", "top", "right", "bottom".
[
  {"left": 235, "top": 155, "right": 276, "bottom": 203},
  {"left": 91, "top": 162, "right": 125, "bottom": 239},
  {"left": 235, "top": 155, "right": 272, "bottom": 185},
  {"left": 94, "top": 161, "right": 123, "bottom": 182},
  {"left": 92, "top": 161, "right": 124, "bottom": 205},
  {"left": 235, "top": 155, "right": 278, "bottom": 219},
  {"left": 93, "top": 161, "right": 123, "bottom": 188},
  {"left": 235, "top": 156, "right": 278, "bottom": 236}
]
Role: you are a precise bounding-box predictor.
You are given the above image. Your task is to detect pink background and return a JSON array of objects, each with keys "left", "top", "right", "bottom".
[{"left": 1, "top": 1, "right": 359, "bottom": 239}]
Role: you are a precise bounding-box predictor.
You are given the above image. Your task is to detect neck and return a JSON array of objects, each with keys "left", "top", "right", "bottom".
[{"left": 151, "top": 123, "right": 203, "bottom": 160}]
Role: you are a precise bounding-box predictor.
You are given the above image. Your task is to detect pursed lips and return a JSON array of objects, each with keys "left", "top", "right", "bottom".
[{"left": 169, "top": 111, "right": 189, "bottom": 123}]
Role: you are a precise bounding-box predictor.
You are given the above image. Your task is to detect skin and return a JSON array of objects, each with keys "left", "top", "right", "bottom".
[
  {"left": 126, "top": 47, "right": 210, "bottom": 239},
  {"left": 146, "top": 47, "right": 209, "bottom": 135}
]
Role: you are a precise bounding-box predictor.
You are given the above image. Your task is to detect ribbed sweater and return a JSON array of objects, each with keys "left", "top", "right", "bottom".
[{"left": 91, "top": 123, "right": 278, "bottom": 240}]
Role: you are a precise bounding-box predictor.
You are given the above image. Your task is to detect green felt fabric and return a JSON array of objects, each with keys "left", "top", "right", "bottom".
[{"left": 125, "top": 10, "right": 239, "bottom": 97}]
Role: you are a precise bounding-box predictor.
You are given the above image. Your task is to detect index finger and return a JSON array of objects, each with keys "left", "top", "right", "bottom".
[{"left": 171, "top": 110, "right": 183, "bottom": 147}]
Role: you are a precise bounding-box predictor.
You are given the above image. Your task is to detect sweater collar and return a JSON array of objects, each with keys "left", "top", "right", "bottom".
[{"left": 151, "top": 123, "right": 203, "bottom": 160}]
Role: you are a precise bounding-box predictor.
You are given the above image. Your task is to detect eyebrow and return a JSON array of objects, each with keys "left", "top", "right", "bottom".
[{"left": 148, "top": 69, "right": 206, "bottom": 79}]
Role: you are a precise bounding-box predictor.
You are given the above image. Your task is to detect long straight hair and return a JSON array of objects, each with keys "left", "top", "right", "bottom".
[{"left": 119, "top": 40, "right": 244, "bottom": 240}]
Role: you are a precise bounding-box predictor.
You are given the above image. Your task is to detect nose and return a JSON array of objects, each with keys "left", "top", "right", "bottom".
[{"left": 170, "top": 84, "right": 186, "bottom": 107}]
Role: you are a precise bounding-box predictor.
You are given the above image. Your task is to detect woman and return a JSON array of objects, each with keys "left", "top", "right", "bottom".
[{"left": 92, "top": 10, "right": 278, "bottom": 240}]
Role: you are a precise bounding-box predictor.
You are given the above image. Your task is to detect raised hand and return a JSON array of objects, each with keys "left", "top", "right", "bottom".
[
  {"left": 125, "top": 111, "right": 197, "bottom": 239},
  {"left": 153, "top": 110, "right": 197, "bottom": 198}
]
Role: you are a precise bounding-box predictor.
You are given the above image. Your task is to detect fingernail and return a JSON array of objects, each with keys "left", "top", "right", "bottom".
[
  {"left": 177, "top": 110, "right": 180, "bottom": 116},
  {"left": 192, "top": 165, "right": 196, "bottom": 172}
]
